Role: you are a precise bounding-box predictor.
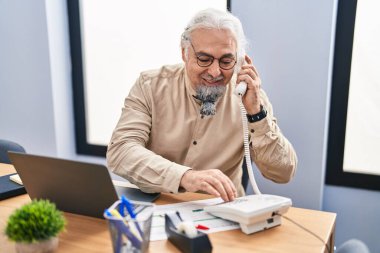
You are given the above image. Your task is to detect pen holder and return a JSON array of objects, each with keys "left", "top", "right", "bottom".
[
  {"left": 165, "top": 213, "right": 213, "bottom": 253},
  {"left": 104, "top": 200, "right": 154, "bottom": 253}
]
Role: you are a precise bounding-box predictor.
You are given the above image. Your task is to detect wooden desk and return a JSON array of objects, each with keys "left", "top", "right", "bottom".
[{"left": 0, "top": 163, "right": 336, "bottom": 253}]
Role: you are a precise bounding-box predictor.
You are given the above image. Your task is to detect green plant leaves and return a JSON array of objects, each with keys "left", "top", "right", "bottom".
[{"left": 5, "top": 199, "right": 66, "bottom": 243}]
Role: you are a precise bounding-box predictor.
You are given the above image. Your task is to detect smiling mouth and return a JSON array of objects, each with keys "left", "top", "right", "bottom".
[{"left": 203, "top": 78, "right": 224, "bottom": 86}]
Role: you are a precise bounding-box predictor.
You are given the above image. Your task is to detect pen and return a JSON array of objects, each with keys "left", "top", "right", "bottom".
[
  {"left": 110, "top": 209, "right": 142, "bottom": 241},
  {"left": 113, "top": 219, "right": 142, "bottom": 249},
  {"left": 105, "top": 211, "right": 122, "bottom": 253},
  {"left": 119, "top": 202, "right": 125, "bottom": 216},
  {"left": 121, "top": 195, "right": 144, "bottom": 239},
  {"left": 105, "top": 209, "right": 142, "bottom": 249}
]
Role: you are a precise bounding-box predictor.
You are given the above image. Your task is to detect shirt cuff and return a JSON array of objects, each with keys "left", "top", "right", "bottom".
[
  {"left": 248, "top": 116, "right": 272, "bottom": 137},
  {"left": 163, "top": 163, "right": 191, "bottom": 194}
]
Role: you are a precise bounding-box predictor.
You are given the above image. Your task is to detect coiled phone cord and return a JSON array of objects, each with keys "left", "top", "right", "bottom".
[
  {"left": 237, "top": 90, "right": 328, "bottom": 251},
  {"left": 238, "top": 98, "right": 262, "bottom": 195}
]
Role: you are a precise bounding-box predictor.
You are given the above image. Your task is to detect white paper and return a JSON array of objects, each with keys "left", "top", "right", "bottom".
[{"left": 149, "top": 198, "right": 240, "bottom": 241}]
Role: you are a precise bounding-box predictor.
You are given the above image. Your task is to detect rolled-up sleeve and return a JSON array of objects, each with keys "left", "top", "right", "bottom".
[{"left": 106, "top": 75, "right": 190, "bottom": 193}]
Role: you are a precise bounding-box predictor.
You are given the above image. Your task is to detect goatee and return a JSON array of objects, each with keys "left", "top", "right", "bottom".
[{"left": 193, "top": 85, "right": 226, "bottom": 116}]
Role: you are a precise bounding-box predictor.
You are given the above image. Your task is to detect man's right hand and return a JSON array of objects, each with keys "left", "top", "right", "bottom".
[{"left": 180, "top": 169, "right": 237, "bottom": 202}]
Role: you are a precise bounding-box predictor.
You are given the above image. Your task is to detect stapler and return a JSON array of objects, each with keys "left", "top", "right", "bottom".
[{"left": 165, "top": 211, "right": 212, "bottom": 253}]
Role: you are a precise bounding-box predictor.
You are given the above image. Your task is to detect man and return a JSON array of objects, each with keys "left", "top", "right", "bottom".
[{"left": 107, "top": 9, "right": 297, "bottom": 202}]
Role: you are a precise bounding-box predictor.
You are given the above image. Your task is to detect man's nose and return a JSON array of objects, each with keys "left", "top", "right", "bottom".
[{"left": 207, "top": 59, "right": 221, "bottom": 77}]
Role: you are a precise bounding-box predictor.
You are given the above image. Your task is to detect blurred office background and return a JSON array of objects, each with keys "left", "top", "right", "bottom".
[{"left": 0, "top": 0, "right": 378, "bottom": 252}]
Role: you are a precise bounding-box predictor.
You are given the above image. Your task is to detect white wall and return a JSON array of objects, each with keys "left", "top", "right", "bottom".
[
  {"left": 0, "top": 0, "right": 58, "bottom": 156},
  {"left": 232, "top": 0, "right": 336, "bottom": 210},
  {"left": 45, "top": 0, "right": 76, "bottom": 158},
  {"left": 0, "top": 0, "right": 378, "bottom": 252},
  {"left": 233, "top": 1, "right": 379, "bottom": 252}
]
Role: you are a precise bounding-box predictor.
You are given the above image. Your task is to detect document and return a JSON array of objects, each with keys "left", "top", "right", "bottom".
[{"left": 150, "top": 197, "right": 239, "bottom": 241}]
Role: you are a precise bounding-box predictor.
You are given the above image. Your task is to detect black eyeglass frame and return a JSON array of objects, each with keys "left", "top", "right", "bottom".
[{"left": 189, "top": 42, "right": 237, "bottom": 70}]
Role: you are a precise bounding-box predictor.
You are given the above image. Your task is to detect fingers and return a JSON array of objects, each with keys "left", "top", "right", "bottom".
[
  {"left": 200, "top": 181, "right": 221, "bottom": 198},
  {"left": 219, "top": 173, "right": 237, "bottom": 201},
  {"left": 181, "top": 169, "right": 237, "bottom": 202},
  {"left": 239, "top": 68, "right": 258, "bottom": 82},
  {"left": 245, "top": 55, "right": 252, "bottom": 64},
  {"left": 237, "top": 70, "right": 261, "bottom": 93},
  {"left": 236, "top": 55, "right": 262, "bottom": 114},
  {"left": 242, "top": 55, "right": 259, "bottom": 77},
  {"left": 251, "top": 65, "right": 259, "bottom": 77},
  {"left": 205, "top": 173, "right": 235, "bottom": 202},
  {"left": 237, "top": 56, "right": 259, "bottom": 87}
]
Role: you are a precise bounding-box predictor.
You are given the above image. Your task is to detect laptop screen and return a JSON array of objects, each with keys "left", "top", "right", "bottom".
[{"left": 8, "top": 152, "right": 159, "bottom": 218}]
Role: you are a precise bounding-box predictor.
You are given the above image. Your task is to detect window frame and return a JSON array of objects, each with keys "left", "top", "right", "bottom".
[{"left": 325, "top": 0, "right": 380, "bottom": 191}]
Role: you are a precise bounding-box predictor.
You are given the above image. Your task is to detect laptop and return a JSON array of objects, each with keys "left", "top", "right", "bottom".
[{"left": 8, "top": 152, "right": 160, "bottom": 218}]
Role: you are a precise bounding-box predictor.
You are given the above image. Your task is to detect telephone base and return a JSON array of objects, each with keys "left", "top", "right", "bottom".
[
  {"left": 240, "top": 215, "right": 282, "bottom": 234},
  {"left": 203, "top": 194, "right": 291, "bottom": 235}
]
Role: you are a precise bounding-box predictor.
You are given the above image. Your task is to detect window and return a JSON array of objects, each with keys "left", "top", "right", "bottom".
[
  {"left": 326, "top": 0, "right": 380, "bottom": 191},
  {"left": 67, "top": 0, "right": 230, "bottom": 156}
]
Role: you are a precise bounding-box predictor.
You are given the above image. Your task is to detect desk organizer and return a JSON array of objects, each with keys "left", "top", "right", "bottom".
[
  {"left": 104, "top": 199, "right": 154, "bottom": 253},
  {"left": 165, "top": 212, "right": 212, "bottom": 253}
]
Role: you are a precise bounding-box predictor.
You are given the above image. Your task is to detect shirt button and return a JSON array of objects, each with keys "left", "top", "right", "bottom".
[
  {"left": 193, "top": 141, "right": 197, "bottom": 145},
  {"left": 251, "top": 129, "right": 255, "bottom": 133}
]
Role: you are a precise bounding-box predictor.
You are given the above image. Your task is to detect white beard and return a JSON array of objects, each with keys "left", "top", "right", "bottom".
[{"left": 194, "top": 85, "right": 226, "bottom": 116}]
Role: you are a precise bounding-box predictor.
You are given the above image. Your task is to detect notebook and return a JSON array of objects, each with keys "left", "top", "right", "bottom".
[
  {"left": 8, "top": 152, "right": 160, "bottom": 218},
  {"left": 0, "top": 173, "right": 26, "bottom": 200}
]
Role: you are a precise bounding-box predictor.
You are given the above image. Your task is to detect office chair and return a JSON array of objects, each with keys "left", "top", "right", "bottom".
[
  {"left": 336, "top": 239, "right": 370, "bottom": 253},
  {"left": 0, "top": 139, "right": 26, "bottom": 164}
]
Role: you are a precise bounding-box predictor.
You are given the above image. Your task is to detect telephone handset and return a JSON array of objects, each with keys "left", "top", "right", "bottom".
[
  {"left": 234, "top": 57, "right": 248, "bottom": 96},
  {"left": 234, "top": 82, "right": 247, "bottom": 96}
]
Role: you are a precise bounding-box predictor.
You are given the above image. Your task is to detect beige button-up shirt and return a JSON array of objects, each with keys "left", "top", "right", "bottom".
[{"left": 107, "top": 64, "right": 297, "bottom": 197}]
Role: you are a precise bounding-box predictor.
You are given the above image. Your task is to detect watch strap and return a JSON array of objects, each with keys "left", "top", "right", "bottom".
[{"left": 246, "top": 105, "right": 267, "bottom": 123}]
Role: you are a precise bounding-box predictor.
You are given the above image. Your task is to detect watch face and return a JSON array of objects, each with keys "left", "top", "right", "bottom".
[{"left": 262, "top": 106, "right": 267, "bottom": 116}]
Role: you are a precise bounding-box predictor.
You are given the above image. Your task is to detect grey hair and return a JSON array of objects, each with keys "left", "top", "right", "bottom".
[{"left": 181, "top": 8, "right": 248, "bottom": 72}]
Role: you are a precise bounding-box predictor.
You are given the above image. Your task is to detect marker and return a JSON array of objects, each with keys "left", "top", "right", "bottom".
[
  {"left": 110, "top": 209, "right": 123, "bottom": 219},
  {"left": 192, "top": 208, "right": 204, "bottom": 212},
  {"left": 196, "top": 224, "right": 210, "bottom": 230}
]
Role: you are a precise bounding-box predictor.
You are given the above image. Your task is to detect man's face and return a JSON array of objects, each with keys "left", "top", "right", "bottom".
[{"left": 182, "top": 28, "right": 237, "bottom": 89}]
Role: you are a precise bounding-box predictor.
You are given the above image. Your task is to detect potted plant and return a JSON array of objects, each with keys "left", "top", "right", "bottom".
[{"left": 5, "top": 199, "right": 66, "bottom": 253}]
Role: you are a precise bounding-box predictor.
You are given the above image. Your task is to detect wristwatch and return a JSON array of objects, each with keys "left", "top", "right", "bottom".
[{"left": 246, "top": 105, "right": 267, "bottom": 123}]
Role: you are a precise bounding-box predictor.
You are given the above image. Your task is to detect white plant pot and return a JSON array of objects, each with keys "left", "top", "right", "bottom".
[{"left": 15, "top": 237, "right": 59, "bottom": 253}]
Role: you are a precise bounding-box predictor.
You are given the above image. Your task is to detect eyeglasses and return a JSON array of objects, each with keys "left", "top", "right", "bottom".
[{"left": 190, "top": 42, "right": 237, "bottom": 70}]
